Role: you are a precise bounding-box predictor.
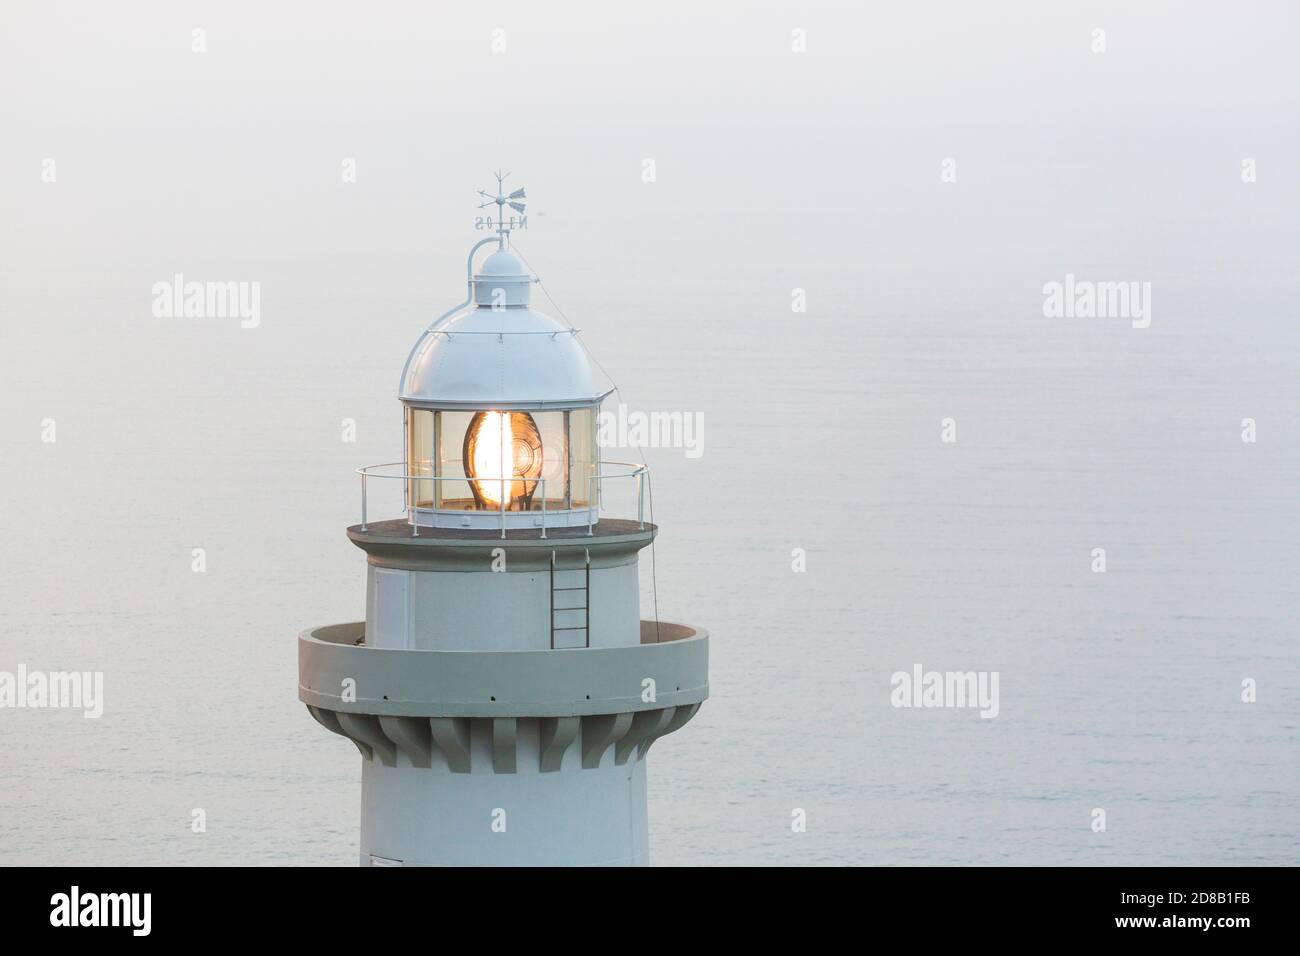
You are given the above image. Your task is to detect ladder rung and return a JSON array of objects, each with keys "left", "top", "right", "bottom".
[{"left": 551, "top": 547, "right": 590, "bottom": 650}]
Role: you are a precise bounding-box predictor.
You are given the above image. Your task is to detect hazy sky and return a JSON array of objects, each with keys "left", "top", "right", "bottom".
[{"left": 3, "top": 1, "right": 1296, "bottom": 296}]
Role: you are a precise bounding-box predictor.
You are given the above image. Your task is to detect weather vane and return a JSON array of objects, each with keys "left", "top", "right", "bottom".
[{"left": 476, "top": 169, "right": 527, "bottom": 246}]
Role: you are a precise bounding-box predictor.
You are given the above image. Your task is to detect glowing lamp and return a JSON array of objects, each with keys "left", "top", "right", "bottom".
[{"left": 463, "top": 410, "right": 544, "bottom": 509}]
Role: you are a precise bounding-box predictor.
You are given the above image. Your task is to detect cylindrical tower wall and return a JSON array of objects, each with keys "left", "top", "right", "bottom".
[
  {"left": 364, "top": 560, "right": 641, "bottom": 651},
  {"left": 359, "top": 717, "right": 648, "bottom": 866}
]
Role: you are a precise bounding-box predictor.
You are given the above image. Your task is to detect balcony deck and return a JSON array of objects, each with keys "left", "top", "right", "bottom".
[
  {"left": 348, "top": 516, "right": 655, "bottom": 543},
  {"left": 346, "top": 517, "right": 658, "bottom": 570}
]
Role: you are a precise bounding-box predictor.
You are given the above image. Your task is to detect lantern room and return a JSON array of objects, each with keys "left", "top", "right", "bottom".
[{"left": 398, "top": 249, "right": 606, "bottom": 530}]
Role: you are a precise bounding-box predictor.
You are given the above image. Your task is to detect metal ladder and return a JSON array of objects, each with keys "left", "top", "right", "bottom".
[{"left": 550, "top": 548, "right": 590, "bottom": 649}]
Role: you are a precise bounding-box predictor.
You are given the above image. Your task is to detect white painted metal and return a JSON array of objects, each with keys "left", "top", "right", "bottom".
[
  {"left": 399, "top": 244, "right": 599, "bottom": 407},
  {"left": 471, "top": 250, "right": 532, "bottom": 306},
  {"left": 410, "top": 499, "right": 596, "bottom": 532},
  {"left": 400, "top": 304, "right": 599, "bottom": 406}
]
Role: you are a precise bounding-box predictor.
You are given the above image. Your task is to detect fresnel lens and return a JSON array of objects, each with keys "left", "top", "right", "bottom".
[{"left": 463, "top": 410, "right": 544, "bottom": 510}]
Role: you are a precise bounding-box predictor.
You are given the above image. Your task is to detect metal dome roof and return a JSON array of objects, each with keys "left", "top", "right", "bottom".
[
  {"left": 399, "top": 303, "right": 600, "bottom": 407},
  {"left": 477, "top": 249, "right": 526, "bottom": 276}
]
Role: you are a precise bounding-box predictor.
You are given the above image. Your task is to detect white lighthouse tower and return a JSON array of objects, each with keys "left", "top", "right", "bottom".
[{"left": 298, "top": 175, "right": 709, "bottom": 866}]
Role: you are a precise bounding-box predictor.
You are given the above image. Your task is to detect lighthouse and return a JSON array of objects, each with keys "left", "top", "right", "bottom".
[{"left": 297, "top": 175, "right": 709, "bottom": 866}]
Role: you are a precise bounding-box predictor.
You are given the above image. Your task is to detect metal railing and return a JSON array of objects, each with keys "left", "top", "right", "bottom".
[{"left": 357, "top": 461, "right": 647, "bottom": 539}]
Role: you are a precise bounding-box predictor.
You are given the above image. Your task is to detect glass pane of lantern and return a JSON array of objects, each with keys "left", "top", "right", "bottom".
[
  {"left": 533, "top": 411, "right": 567, "bottom": 511},
  {"left": 568, "top": 407, "right": 596, "bottom": 508},
  {"left": 434, "top": 410, "right": 473, "bottom": 509},
  {"left": 408, "top": 409, "right": 435, "bottom": 507}
]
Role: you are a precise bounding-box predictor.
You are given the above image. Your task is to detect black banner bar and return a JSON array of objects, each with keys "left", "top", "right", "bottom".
[{"left": 2, "top": 866, "right": 1282, "bottom": 941}]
